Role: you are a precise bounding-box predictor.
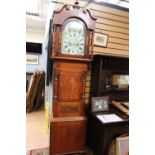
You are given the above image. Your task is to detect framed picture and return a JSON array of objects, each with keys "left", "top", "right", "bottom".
[
  {"left": 112, "top": 74, "right": 129, "bottom": 89},
  {"left": 26, "top": 54, "right": 39, "bottom": 65},
  {"left": 116, "top": 136, "right": 129, "bottom": 155},
  {"left": 94, "top": 33, "right": 109, "bottom": 47},
  {"left": 91, "top": 96, "right": 109, "bottom": 112}
]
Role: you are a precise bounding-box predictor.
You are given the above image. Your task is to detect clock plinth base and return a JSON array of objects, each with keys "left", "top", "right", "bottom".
[{"left": 50, "top": 116, "right": 87, "bottom": 155}]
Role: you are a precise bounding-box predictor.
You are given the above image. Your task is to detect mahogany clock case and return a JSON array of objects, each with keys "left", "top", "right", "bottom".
[
  {"left": 51, "top": 4, "right": 96, "bottom": 117},
  {"left": 50, "top": 3, "right": 96, "bottom": 155},
  {"left": 50, "top": 4, "right": 96, "bottom": 118}
]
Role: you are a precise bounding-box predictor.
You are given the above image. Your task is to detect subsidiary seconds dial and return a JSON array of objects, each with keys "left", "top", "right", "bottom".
[{"left": 61, "top": 19, "right": 86, "bottom": 56}]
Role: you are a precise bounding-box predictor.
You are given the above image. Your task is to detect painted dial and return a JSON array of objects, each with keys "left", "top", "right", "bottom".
[{"left": 61, "top": 19, "right": 85, "bottom": 56}]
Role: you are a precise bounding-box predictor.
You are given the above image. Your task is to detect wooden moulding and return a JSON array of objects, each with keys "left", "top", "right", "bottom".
[
  {"left": 53, "top": 4, "right": 96, "bottom": 30},
  {"left": 50, "top": 115, "right": 87, "bottom": 122},
  {"left": 54, "top": 0, "right": 128, "bottom": 17}
]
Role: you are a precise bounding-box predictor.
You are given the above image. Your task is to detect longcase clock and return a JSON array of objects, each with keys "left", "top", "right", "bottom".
[{"left": 50, "top": 2, "right": 96, "bottom": 155}]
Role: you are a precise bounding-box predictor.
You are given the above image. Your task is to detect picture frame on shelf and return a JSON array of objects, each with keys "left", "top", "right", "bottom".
[
  {"left": 112, "top": 74, "right": 129, "bottom": 89},
  {"left": 94, "top": 33, "right": 109, "bottom": 47},
  {"left": 91, "top": 96, "right": 109, "bottom": 112}
]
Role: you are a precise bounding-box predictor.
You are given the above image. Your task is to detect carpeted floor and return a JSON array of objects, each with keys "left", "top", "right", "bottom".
[
  {"left": 27, "top": 147, "right": 49, "bottom": 155},
  {"left": 27, "top": 147, "right": 94, "bottom": 155}
]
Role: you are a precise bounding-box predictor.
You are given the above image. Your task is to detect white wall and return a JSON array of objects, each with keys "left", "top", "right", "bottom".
[{"left": 26, "top": 28, "right": 45, "bottom": 43}]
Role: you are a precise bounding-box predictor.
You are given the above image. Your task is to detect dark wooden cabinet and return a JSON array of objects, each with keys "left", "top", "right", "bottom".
[
  {"left": 86, "top": 55, "right": 129, "bottom": 155},
  {"left": 90, "top": 55, "right": 129, "bottom": 102},
  {"left": 86, "top": 105, "right": 129, "bottom": 155}
]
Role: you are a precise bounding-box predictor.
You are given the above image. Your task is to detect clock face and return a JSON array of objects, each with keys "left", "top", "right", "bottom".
[{"left": 61, "top": 19, "right": 85, "bottom": 56}]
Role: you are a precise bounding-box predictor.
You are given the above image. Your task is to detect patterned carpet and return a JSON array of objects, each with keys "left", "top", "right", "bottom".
[
  {"left": 27, "top": 147, "right": 49, "bottom": 155},
  {"left": 27, "top": 147, "right": 94, "bottom": 155}
]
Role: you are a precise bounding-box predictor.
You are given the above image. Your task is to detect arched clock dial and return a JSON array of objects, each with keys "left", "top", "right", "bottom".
[{"left": 61, "top": 18, "right": 86, "bottom": 56}]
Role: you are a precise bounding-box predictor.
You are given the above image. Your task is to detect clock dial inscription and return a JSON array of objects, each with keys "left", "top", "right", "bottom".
[{"left": 61, "top": 19, "right": 85, "bottom": 56}]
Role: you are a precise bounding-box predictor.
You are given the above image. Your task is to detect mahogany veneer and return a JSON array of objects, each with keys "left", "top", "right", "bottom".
[{"left": 49, "top": 2, "right": 96, "bottom": 155}]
